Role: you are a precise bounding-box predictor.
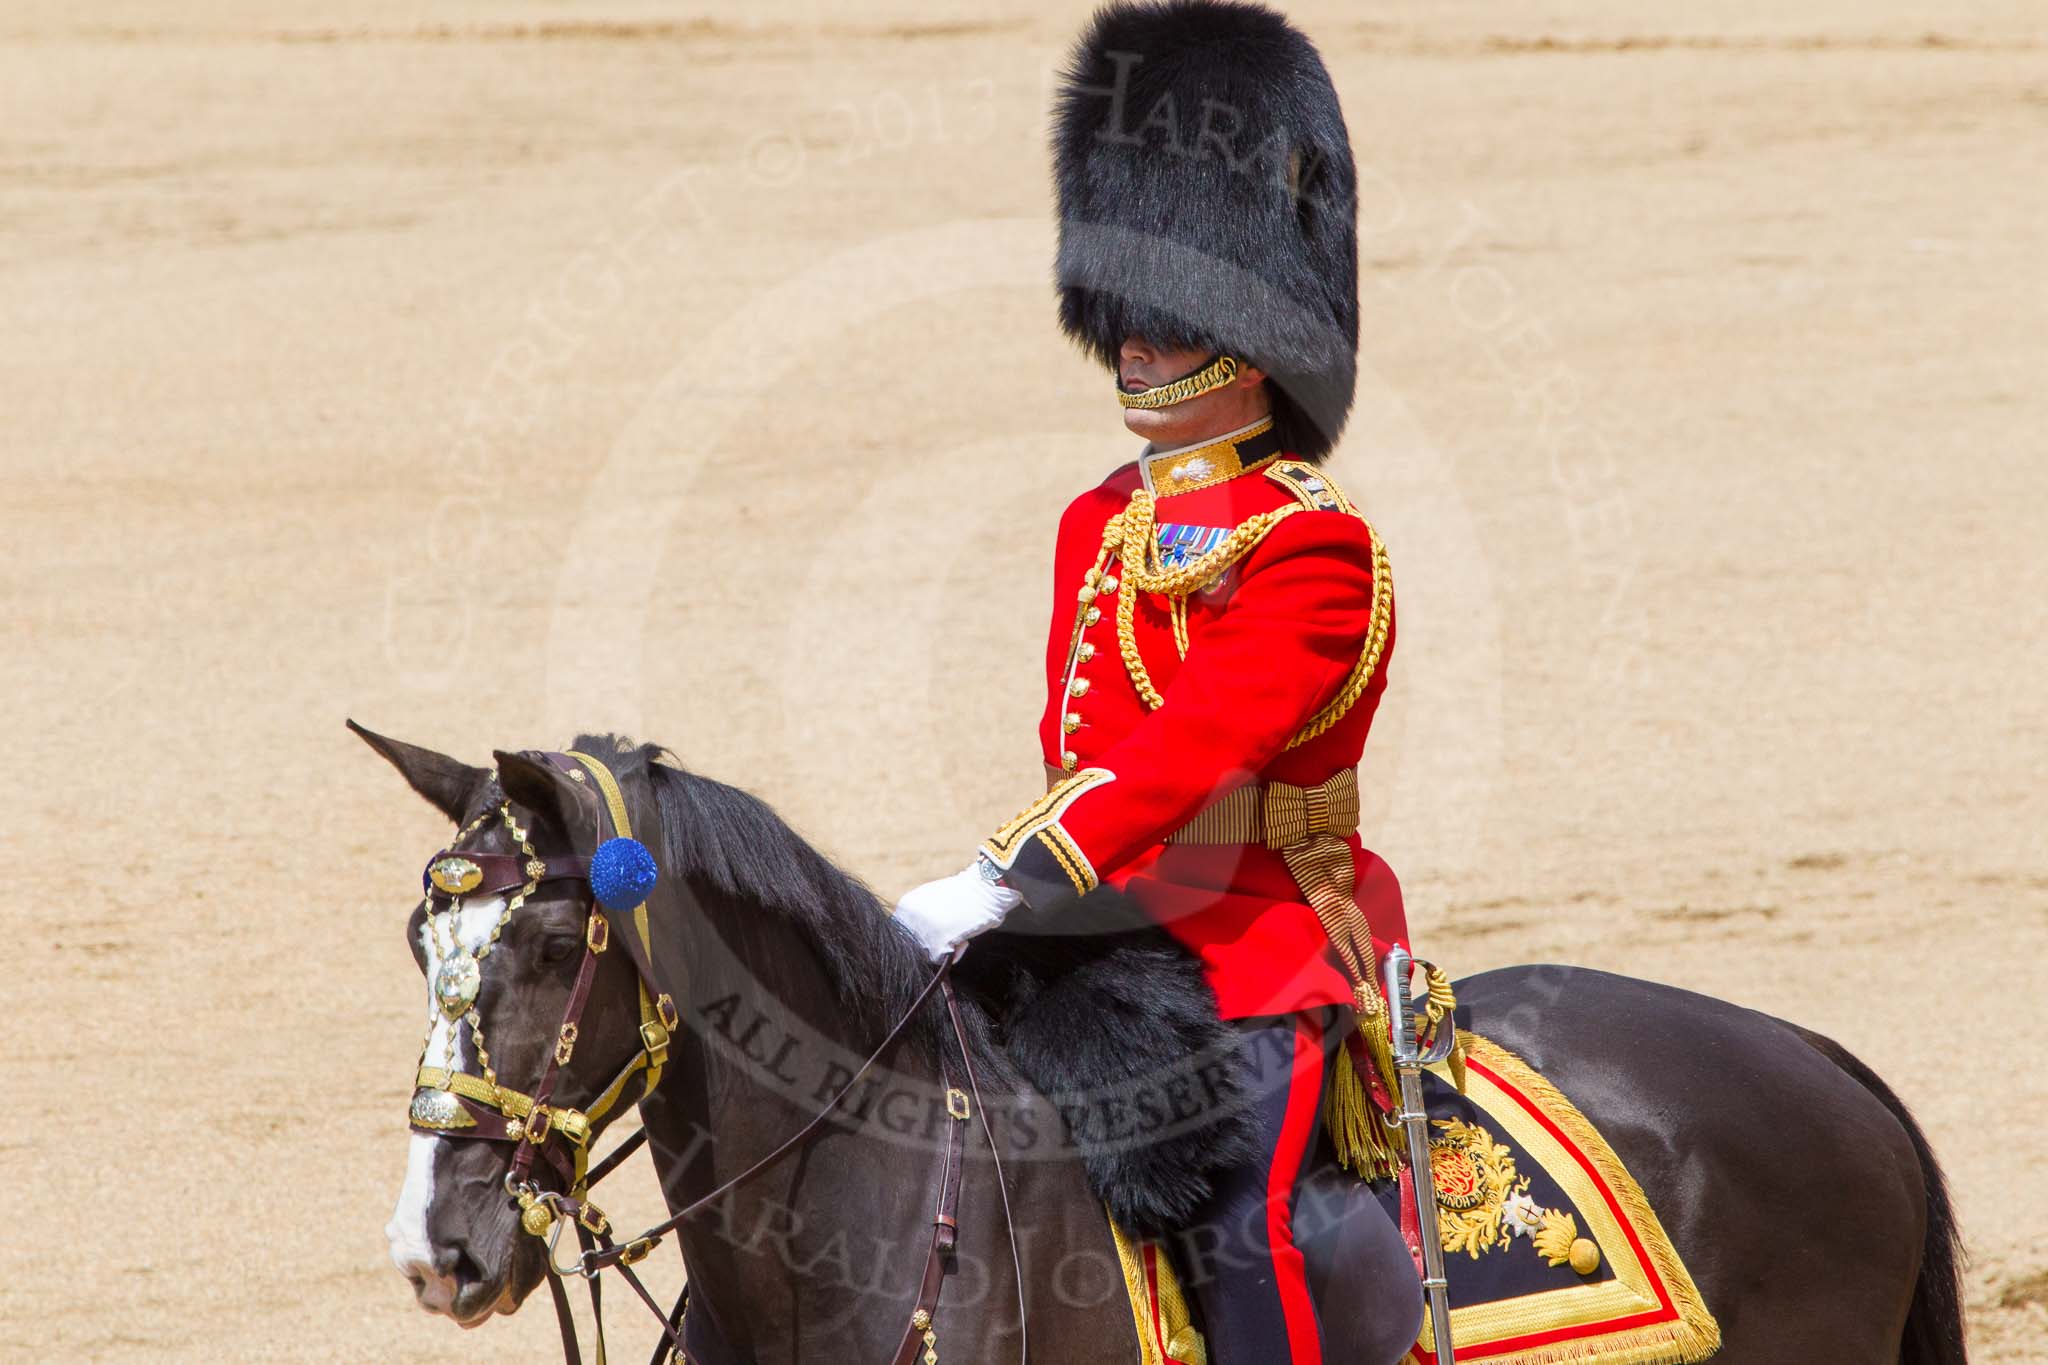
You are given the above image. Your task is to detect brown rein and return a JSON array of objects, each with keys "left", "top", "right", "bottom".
[{"left": 541, "top": 960, "right": 1025, "bottom": 1365}]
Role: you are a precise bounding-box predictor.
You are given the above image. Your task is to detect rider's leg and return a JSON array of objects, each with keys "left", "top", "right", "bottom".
[
  {"left": 1174, "top": 1008, "right": 1340, "bottom": 1365},
  {"left": 1298, "top": 1162, "right": 1426, "bottom": 1364}
]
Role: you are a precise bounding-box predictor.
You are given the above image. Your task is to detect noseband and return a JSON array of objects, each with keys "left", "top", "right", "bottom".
[{"left": 401, "top": 751, "right": 1029, "bottom": 1365}]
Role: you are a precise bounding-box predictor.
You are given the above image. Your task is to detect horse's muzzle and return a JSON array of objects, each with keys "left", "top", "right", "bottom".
[{"left": 387, "top": 1134, "right": 534, "bottom": 1326}]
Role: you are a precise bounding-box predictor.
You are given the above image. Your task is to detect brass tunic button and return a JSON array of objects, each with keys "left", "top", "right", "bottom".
[
  {"left": 1099, "top": 574, "right": 1119, "bottom": 595},
  {"left": 1062, "top": 712, "right": 1082, "bottom": 733},
  {"left": 1078, "top": 642, "right": 1096, "bottom": 662},
  {"left": 1084, "top": 607, "right": 1101, "bottom": 627},
  {"left": 1060, "top": 751, "right": 1078, "bottom": 771},
  {"left": 1069, "top": 677, "right": 1090, "bottom": 697}
]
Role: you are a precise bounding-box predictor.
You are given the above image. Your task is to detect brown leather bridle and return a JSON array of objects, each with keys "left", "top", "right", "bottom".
[
  {"left": 403, "top": 750, "right": 1026, "bottom": 1365},
  {"left": 408, "top": 751, "right": 677, "bottom": 1205}
]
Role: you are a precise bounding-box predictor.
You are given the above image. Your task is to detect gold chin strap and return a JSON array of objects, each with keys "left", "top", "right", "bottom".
[
  {"left": 1116, "top": 354, "right": 1239, "bottom": 409},
  {"left": 564, "top": 750, "right": 669, "bottom": 1108}
]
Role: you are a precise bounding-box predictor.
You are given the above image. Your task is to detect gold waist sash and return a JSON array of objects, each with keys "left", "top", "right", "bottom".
[
  {"left": 1039, "top": 766, "right": 1360, "bottom": 849},
  {"left": 1167, "top": 769, "right": 1360, "bottom": 848}
]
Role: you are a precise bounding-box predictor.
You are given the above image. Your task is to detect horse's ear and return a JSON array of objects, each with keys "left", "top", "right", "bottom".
[
  {"left": 347, "top": 719, "right": 488, "bottom": 825},
  {"left": 492, "top": 749, "right": 600, "bottom": 847}
]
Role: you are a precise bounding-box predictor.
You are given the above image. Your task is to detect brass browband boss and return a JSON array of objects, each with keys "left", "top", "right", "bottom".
[{"left": 1116, "top": 354, "right": 1239, "bottom": 409}]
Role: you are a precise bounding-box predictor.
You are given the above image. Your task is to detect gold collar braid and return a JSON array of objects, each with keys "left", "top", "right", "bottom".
[
  {"left": 1097, "top": 489, "right": 1393, "bottom": 750},
  {"left": 1116, "top": 354, "right": 1239, "bottom": 410}
]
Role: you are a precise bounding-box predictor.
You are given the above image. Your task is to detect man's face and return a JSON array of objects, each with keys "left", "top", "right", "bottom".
[{"left": 1118, "top": 337, "right": 1269, "bottom": 449}]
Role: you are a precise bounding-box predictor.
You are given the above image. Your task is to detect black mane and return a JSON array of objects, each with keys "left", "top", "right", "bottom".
[{"left": 568, "top": 735, "right": 1009, "bottom": 1081}]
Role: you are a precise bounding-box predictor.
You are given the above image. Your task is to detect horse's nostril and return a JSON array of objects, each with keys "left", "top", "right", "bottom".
[{"left": 451, "top": 1245, "right": 486, "bottom": 1288}]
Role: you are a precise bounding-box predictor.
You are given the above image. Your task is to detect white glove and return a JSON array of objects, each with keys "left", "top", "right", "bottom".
[{"left": 892, "top": 860, "right": 1023, "bottom": 962}]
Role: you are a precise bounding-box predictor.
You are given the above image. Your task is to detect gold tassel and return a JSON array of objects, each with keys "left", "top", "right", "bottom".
[
  {"left": 1355, "top": 988, "right": 1403, "bottom": 1110},
  {"left": 1323, "top": 1018, "right": 1405, "bottom": 1181},
  {"left": 1323, "top": 1046, "right": 1389, "bottom": 1179}
]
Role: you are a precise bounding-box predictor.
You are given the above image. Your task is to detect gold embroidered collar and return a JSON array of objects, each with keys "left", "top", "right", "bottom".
[{"left": 1137, "top": 418, "right": 1281, "bottom": 499}]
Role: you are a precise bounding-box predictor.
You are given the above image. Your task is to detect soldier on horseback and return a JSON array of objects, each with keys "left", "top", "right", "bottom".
[
  {"left": 355, "top": 8, "right": 1965, "bottom": 1359},
  {"left": 896, "top": 3, "right": 1427, "bottom": 1359}
]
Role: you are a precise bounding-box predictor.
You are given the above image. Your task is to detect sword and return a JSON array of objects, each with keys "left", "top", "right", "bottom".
[{"left": 1384, "top": 945, "right": 1457, "bottom": 1365}]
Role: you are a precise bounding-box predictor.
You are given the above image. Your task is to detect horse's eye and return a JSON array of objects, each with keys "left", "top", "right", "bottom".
[{"left": 540, "top": 935, "right": 582, "bottom": 965}]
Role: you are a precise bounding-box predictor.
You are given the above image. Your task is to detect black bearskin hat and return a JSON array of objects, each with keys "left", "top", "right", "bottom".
[{"left": 1053, "top": 0, "right": 1359, "bottom": 461}]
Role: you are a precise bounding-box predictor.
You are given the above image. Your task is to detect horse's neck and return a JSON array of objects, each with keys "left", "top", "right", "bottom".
[{"left": 639, "top": 882, "right": 948, "bottom": 1357}]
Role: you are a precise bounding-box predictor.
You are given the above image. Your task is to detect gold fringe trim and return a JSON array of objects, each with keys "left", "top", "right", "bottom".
[
  {"left": 1452, "top": 1033, "right": 1723, "bottom": 1365},
  {"left": 1108, "top": 1216, "right": 1164, "bottom": 1365},
  {"left": 1108, "top": 1216, "right": 1208, "bottom": 1365},
  {"left": 1433, "top": 1327, "right": 1713, "bottom": 1365}
]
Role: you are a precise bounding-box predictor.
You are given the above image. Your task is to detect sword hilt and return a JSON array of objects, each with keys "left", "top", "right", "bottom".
[
  {"left": 1384, "top": 946, "right": 1456, "bottom": 1068},
  {"left": 1384, "top": 945, "right": 1417, "bottom": 1063}
]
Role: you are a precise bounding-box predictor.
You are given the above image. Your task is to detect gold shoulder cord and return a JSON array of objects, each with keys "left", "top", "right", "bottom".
[
  {"left": 1101, "top": 483, "right": 1392, "bottom": 749},
  {"left": 1287, "top": 513, "right": 1392, "bottom": 747}
]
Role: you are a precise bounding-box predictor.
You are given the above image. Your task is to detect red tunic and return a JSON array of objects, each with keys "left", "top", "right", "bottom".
[{"left": 980, "top": 418, "right": 1409, "bottom": 1020}]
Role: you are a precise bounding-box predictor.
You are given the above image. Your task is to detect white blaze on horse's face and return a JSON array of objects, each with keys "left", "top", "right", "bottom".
[{"left": 387, "top": 896, "right": 507, "bottom": 1315}]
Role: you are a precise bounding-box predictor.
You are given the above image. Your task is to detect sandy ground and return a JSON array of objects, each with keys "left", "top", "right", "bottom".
[{"left": 4, "top": 0, "right": 2045, "bottom": 1359}]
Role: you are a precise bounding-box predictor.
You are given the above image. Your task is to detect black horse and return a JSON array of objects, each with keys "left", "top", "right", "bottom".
[{"left": 358, "top": 725, "right": 1966, "bottom": 1364}]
